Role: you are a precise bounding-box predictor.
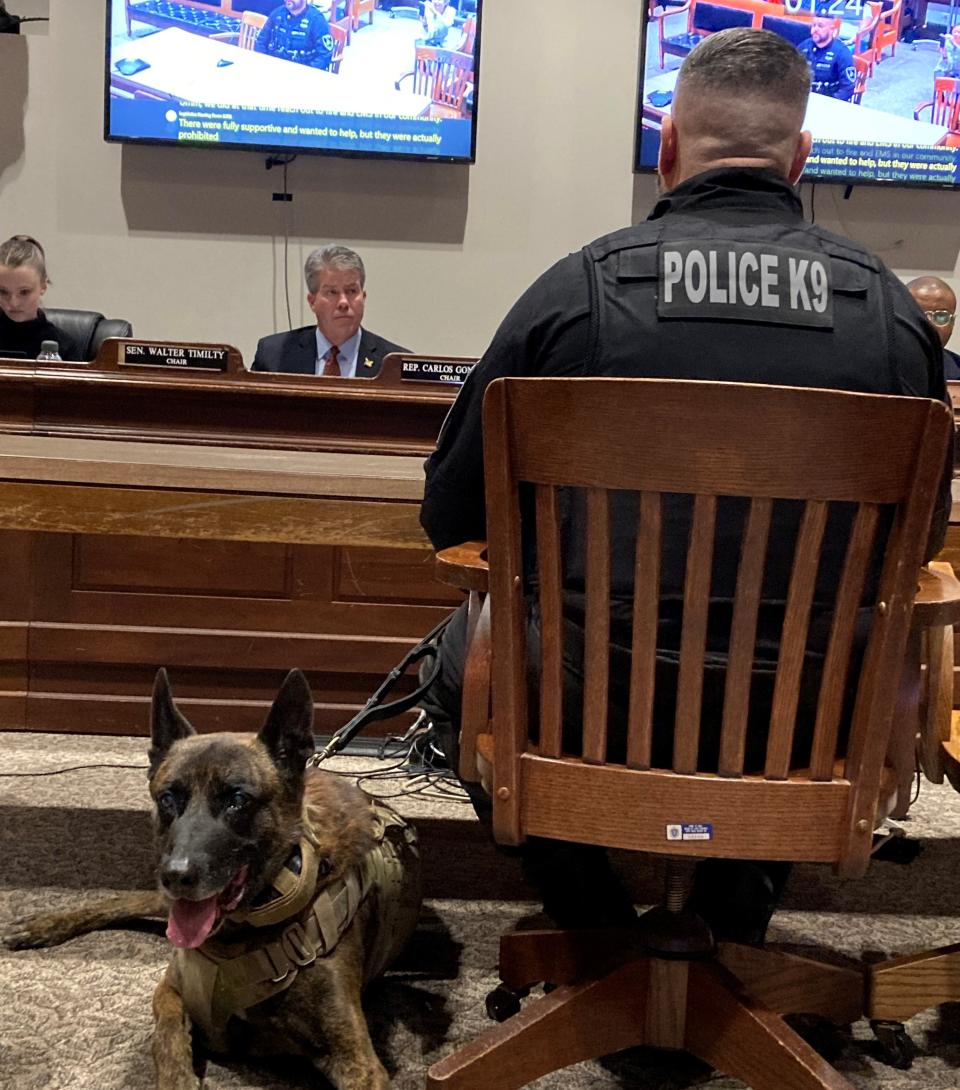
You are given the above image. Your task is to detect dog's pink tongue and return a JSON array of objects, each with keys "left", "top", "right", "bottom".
[{"left": 166, "top": 896, "right": 219, "bottom": 948}]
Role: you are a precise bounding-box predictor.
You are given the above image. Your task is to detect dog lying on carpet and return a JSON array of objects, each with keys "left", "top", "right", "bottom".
[{"left": 4, "top": 668, "right": 422, "bottom": 1090}]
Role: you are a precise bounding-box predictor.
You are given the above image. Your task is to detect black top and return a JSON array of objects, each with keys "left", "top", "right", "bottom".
[
  {"left": 422, "top": 168, "right": 950, "bottom": 556},
  {"left": 0, "top": 309, "right": 79, "bottom": 362}
]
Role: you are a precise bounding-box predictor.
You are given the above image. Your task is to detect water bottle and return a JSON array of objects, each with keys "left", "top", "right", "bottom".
[{"left": 36, "top": 340, "right": 62, "bottom": 362}]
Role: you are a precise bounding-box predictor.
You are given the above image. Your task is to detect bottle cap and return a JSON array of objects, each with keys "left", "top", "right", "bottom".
[{"left": 39, "top": 340, "right": 60, "bottom": 354}]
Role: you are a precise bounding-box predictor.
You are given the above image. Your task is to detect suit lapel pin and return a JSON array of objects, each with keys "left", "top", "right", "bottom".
[{"left": 362, "top": 357, "right": 375, "bottom": 369}]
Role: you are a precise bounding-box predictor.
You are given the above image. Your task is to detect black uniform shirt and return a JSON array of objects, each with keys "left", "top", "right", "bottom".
[
  {"left": 423, "top": 168, "right": 950, "bottom": 557},
  {"left": 798, "top": 36, "right": 857, "bottom": 100},
  {"left": 255, "top": 4, "right": 333, "bottom": 69}
]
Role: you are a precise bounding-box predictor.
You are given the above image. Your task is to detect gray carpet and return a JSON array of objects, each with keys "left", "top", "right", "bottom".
[{"left": 2, "top": 731, "right": 960, "bottom": 1090}]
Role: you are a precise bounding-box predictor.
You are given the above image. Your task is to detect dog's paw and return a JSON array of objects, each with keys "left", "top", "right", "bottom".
[{"left": 2, "top": 914, "right": 75, "bottom": 949}]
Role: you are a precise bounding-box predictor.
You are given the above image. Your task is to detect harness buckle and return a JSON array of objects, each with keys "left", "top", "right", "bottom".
[{"left": 281, "top": 921, "right": 317, "bottom": 968}]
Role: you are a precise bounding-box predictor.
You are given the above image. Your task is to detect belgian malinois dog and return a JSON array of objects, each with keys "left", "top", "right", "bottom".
[{"left": 4, "top": 668, "right": 422, "bottom": 1090}]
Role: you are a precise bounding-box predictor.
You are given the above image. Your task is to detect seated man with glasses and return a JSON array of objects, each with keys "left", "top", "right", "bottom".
[{"left": 908, "top": 276, "right": 959, "bottom": 379}]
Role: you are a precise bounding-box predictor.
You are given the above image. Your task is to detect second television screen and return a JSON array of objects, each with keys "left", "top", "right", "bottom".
[
  {"left": 106, "top": 0, "right": 480, "bottom": 162},
  {"left": 636, "top": 0, "right": 960, "bottom": 187}
]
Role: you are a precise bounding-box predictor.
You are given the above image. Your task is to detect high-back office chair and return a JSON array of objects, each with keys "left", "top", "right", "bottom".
[
  {"left": 43, "top": 309, "right": 133, "bottom": 363},
  {"left": 209, "top": 9, "right": 267, "bottom": 49},
  {"left": 427, "top": 377, "right": 952, "bottom": 1090}
]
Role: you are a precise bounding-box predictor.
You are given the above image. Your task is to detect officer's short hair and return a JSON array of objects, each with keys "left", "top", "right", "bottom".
[
  {"left": 304, "top": 245, "right": 366, "bottom": 293},
  {"left": 678, "top": 28, "right": 811, "bottom": 114}
]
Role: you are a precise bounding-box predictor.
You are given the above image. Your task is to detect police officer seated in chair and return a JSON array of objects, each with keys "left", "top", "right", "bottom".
[
  {"left": 798, "top": 6, "right": 857, "bottom": 101},
  {"left": 418, "top": 26, "right": 951, "bottom": 941},
  {"left": 255, "top": 0, "right": 334, "bottom": 69}
]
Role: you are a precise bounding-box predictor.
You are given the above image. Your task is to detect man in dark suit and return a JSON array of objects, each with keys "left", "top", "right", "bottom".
[{"left": 251, "top": 245, "right": 408, "bottom": 377}]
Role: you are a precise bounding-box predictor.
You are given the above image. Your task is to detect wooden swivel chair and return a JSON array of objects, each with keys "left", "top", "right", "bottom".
[
  {"left": 209, "top": 9, "right": 267, "bottom": 49},
  {"left": 427, "top": 377, "right": 952, "bottom": 1090},
  {"left": 873, "top": 0, "right": 903, "bottom": 61},
  {"left": 914, "top": 78, "right": 960, "bottom": 147},
  {"left": 409, "top": 45, "right": 473, "bottom": 118}
]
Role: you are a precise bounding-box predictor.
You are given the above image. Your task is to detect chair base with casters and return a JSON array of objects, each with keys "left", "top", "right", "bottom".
[{"left": 427, "top": 859, "right": 866, "bottom": 1090}]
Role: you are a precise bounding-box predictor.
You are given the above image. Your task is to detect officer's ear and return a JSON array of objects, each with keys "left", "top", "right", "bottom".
[
  {"left": 658, "top": 117, "right": 679, "bottom": 188},
  {"left": 788, "top": 129, "right": 813, "bottom": 185}
]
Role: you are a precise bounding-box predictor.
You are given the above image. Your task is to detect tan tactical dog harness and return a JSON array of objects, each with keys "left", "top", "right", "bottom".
[{"left": 172, "top": 798, "right": 416, "bottom": 1045}]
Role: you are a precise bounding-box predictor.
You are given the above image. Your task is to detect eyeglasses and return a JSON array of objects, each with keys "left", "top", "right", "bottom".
[{"left": 925, "top": 310, "right": 955, "bottom": 326}]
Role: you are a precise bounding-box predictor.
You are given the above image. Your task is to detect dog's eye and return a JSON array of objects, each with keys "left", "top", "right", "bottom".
[
  {"left": 156, "top": 790, "right": 178, "bottom": 819},
  {"left": 227, "top": 789, "right": 250, "bottom": 812}
]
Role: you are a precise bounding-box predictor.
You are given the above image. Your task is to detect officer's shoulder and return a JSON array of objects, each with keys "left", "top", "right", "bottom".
[
  {"left": 584, "top": 223, "right": 658, "bottom": 260},
  {"left": 807, "top": 224, "right": 883, "bottom": 269}
]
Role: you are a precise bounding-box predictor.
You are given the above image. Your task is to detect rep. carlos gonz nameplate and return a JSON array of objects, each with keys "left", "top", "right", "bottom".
[
  {"left": 119, "top": 341, "right": 232, "bottom": 371},
  {"left": 400, "top": 358, "right": 476, "bottom": 384}
]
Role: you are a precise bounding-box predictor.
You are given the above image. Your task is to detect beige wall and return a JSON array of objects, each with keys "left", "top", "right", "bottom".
[{"left": 2, "top": 0, "right": 960, "bottom": 365}]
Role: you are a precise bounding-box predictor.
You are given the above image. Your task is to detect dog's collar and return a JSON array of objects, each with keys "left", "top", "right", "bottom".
[{"left": 228, "top": 815, "right": 325, "bottom": 929}]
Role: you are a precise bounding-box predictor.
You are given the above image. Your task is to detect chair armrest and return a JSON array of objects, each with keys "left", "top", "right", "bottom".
[
  {"left": 914, "top": 100, "right": 932, "bottom": 121},
  {"left": 913, "top": 561, "right": 960, "bottom": 628},
  {"left": 435, "top": 540, "right": 488, "bottom": 593}
]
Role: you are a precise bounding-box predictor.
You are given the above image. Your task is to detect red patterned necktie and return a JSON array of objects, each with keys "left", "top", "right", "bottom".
[{"left": 322, "top": 344, "right": 341, "bottom": 376}]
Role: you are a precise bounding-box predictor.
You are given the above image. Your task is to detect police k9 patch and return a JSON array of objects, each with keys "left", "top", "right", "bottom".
[{"left": 657, "top": 240, "right": 834, "bottom": 328}]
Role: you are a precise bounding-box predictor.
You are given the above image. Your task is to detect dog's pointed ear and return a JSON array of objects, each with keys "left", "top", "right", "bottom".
[
  {"left": 149, "top": 668, "right": 195, "bottom": 778},
  {"left": 257, "top": 669, "right": 315, "bottom": 788}
]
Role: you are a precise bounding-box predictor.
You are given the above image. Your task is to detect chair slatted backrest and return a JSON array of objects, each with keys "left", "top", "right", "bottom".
[
  {"left": 482, "top": 378, "right": 950, "bottom": 878},
  {"left": 933, "top": 77, "right": 960, "bottom": 129},
  {"left": 412, "top": 46, "right": 473, "bottom": 113},
  {"left": 329, "top": 20, "right": 350, "bottom": 71},
  {"left": 237, "top": 9, "right": 266, "bottom": 49}
]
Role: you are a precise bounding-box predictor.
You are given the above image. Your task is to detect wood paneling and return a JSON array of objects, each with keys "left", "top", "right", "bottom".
[{"left": 0, "top": 356, "right": 466, "bottom": 736}]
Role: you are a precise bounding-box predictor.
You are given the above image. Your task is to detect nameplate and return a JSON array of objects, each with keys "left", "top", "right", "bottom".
[
  {"left": 401, "top": 358, "right": 475, "bottom": 384},
  {"left": 119, "top": 342, "right": 231, "bottom": 371}
]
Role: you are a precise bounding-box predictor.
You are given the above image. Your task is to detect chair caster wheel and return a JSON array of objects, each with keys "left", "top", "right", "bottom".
[
  {"left": 871, "top": 1019, "right": 916, "bottom": 1069},
  {"left": 485, "top": 984, "right": 526, "bottom": 1022}
]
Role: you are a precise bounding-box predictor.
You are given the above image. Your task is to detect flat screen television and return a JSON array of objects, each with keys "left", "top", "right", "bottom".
[
  {"left": 105, "top": 0, "right": 481, "bottom": 162},
  {"left": 635, "top": 1, "right": 960, "bottom": 187}
]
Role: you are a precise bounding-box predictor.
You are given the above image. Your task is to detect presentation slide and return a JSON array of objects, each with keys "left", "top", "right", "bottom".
[
  {"left": 636, "top": 0, "right": 960, "bottom": 187},
  {"left": 106, "top": 0, "right": 480, "bottom": 162}
]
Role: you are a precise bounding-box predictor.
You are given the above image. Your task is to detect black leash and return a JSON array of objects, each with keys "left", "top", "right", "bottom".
[{"left": 310, "top": 612, "right": 453, "bottom": 763}]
